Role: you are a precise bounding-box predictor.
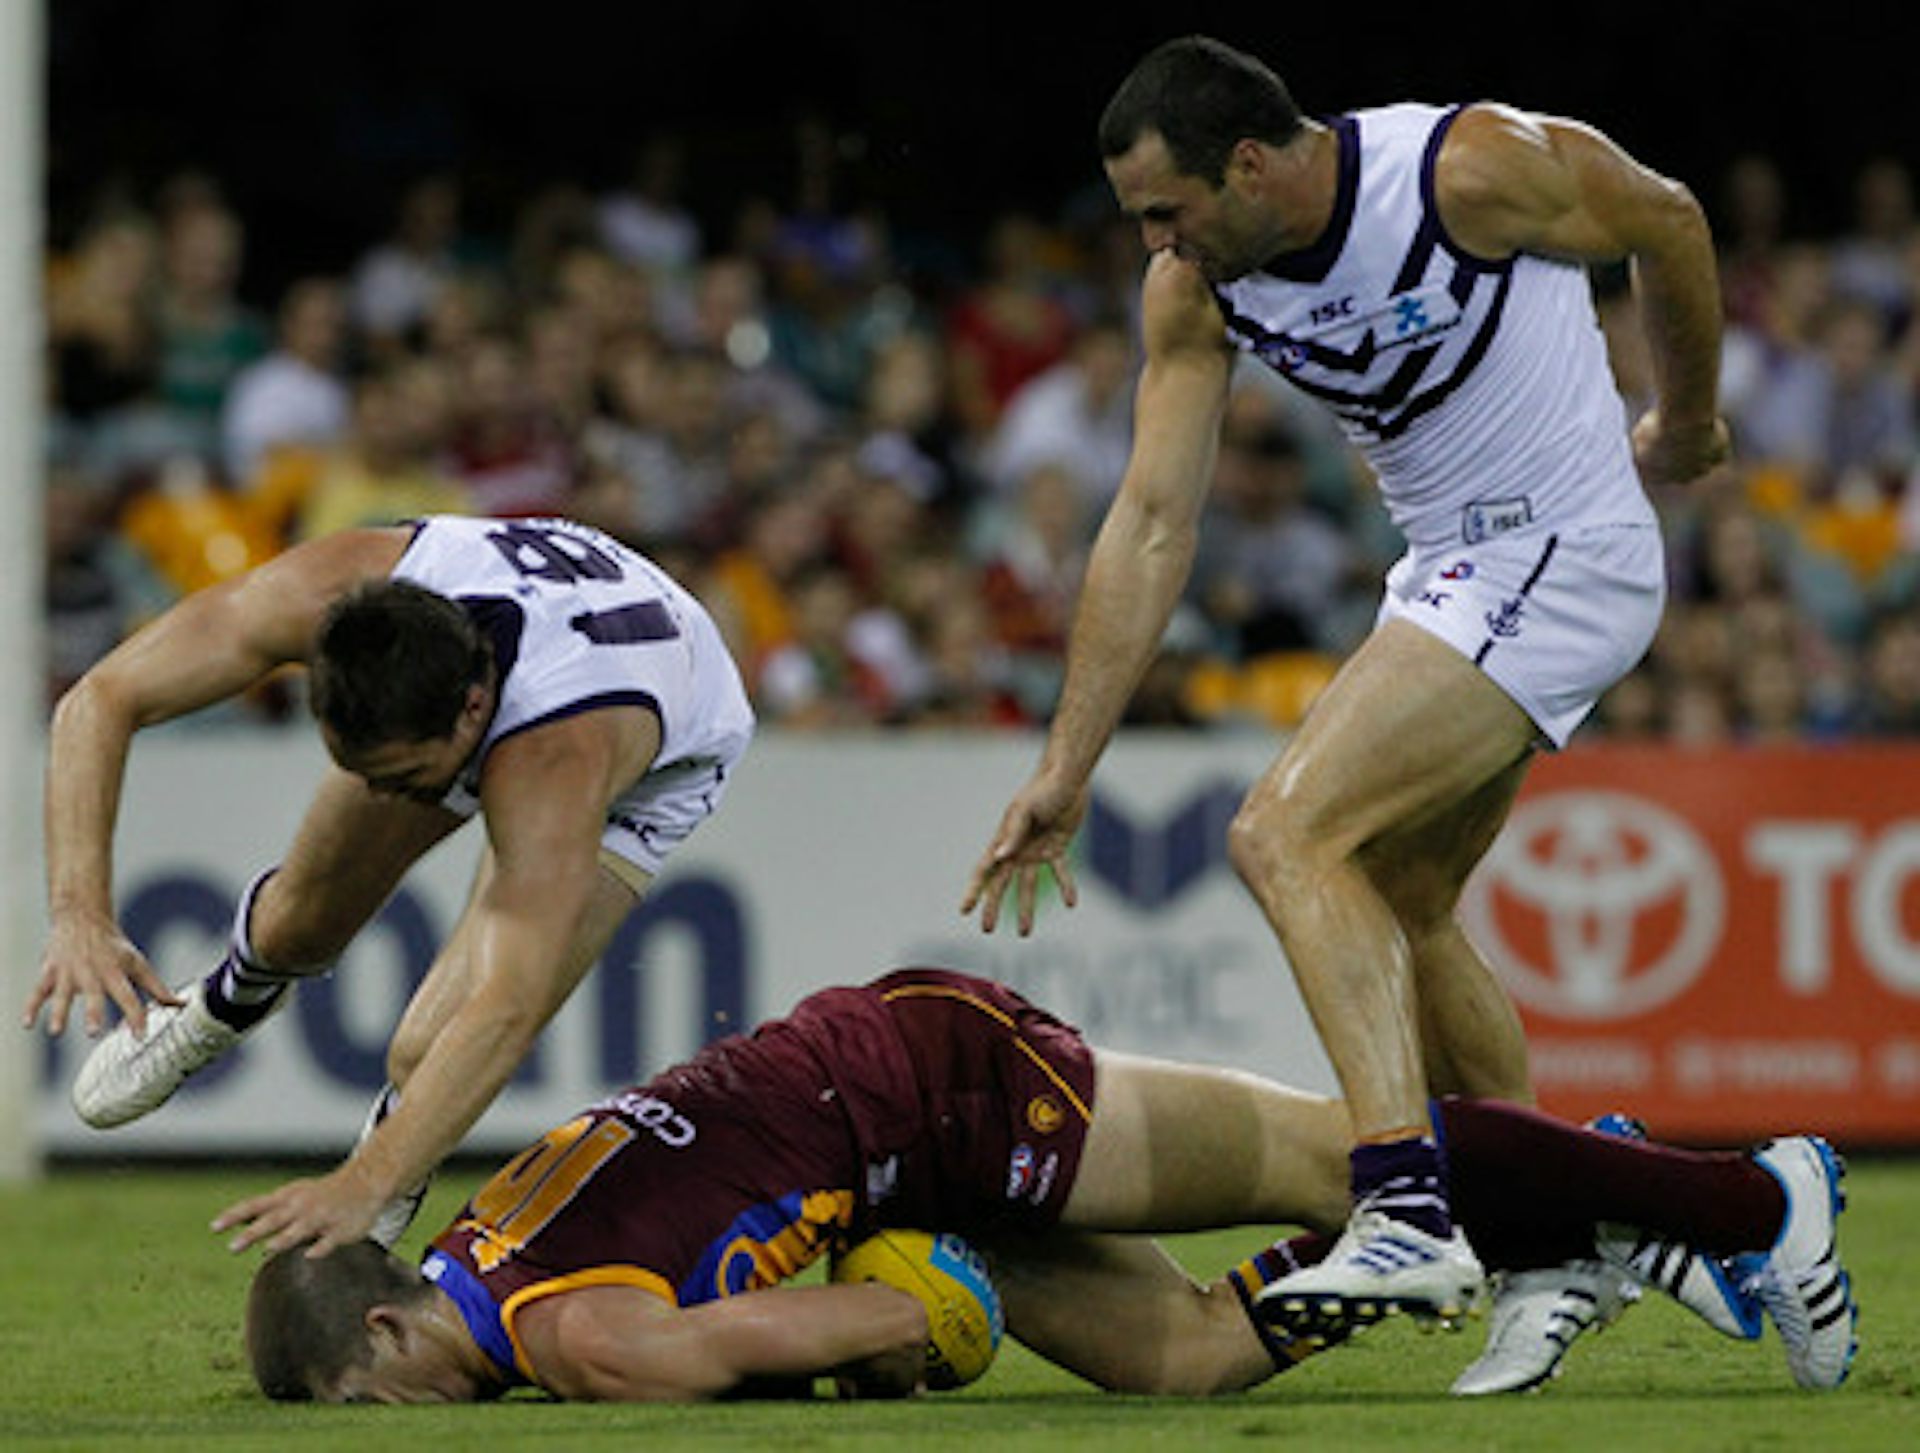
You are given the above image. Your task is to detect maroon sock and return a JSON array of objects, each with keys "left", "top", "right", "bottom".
[
  {"left": 1435, "top": 1096, "right": 1785, "bottom": 1268},
  {"left": 1225, "top": 1231, "right": 1339, "bottom": 1372},
  {"left": 1228, "top": 1230, "right": 1337, "bottom": 1295}
]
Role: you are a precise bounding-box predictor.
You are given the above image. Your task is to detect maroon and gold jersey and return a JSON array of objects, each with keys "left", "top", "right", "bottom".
[{"left": 422, "top": 969, "right": 1097, "bottom": 1383}]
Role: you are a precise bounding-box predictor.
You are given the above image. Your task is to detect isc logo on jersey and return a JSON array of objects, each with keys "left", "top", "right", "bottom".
[{"left": 1311, "top": 283, "right": 1463, "bottom": 355}]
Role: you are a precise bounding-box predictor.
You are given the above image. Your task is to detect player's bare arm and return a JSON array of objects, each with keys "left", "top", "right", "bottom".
[
  {"left": 514, "top": 1281, "right": 929, "bottom": 1401},
  {"left": 964, "top": 254, "right": 1233, "bottom": 935},
  {"left": 28, "top": 527, "right": 412, "bottom": 1038},
  {"left": 215, "top": 704, "right": 662, "bottom": 1255},
  {"left": 1436, "top": 103, "right": 1729, "bottom": 483}
]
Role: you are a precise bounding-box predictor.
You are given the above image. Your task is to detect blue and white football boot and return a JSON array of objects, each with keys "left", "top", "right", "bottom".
[
  {"left": 1734, "top": 1136, "right": 1859, "bottom": 1389},
  {"left": 1585, "top": 1111, "right": 1765, "bottom": 1344}
]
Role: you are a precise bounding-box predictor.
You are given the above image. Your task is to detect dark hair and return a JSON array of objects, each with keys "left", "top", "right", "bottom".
[
  {"left": 309, "top": 580, "right": 490, "bottom": 752},
  {"left": 1098, "top": 36, "right": 1303, "bottom": 185},
  {"left": 246, "top": 1242, "right": 435, "bottom": 1400}
]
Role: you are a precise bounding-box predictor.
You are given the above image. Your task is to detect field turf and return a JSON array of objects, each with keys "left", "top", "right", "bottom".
[{"left": 2, "top": 1159, "right": 1915, "bottom": 1451}]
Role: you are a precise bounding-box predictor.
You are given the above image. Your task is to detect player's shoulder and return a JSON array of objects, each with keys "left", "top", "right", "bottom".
[
  {"left": 1433, "top": 103, "right": 1578, "bottom": 244},
  {"left": 257, "top": 524, "right": 413, "bottom": 604},
  {"left": 1437, "top": 102, "right": 1565, "bottom": 189}
]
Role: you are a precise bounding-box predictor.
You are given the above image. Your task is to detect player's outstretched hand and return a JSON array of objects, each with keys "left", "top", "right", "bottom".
[
  {"left": 22, "top": 913, "right": 182, "bottom": 1039},
  {"left": 961, "top": 774, "right": 1089, "bottom": 936},
  {"left": 214, "top": 1162, "right": 383, "bottom": 1260}
]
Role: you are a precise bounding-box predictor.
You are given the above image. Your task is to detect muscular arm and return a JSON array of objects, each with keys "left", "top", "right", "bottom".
[
  {"left": 30, "top": 527, "right": 408, "bottom": 1035},
  {"left": 344, "top": 708, "right": 661, "bottom": 1213},
  {"left": 1039, "top": 253, "right": 1233, "bottom": 785},
  {"left": 515, "top": 1282, "right": 929, "bottom": 1402},
  {"left": 1438, "top": 104, "right": 1727, "bottom": 479},
  {"left": 963, "top": 255, "right": 1231, "bottom": 933}
]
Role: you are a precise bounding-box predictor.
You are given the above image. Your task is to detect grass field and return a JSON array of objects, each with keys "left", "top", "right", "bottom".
[{"left": 2, "top": 1159, "right": 1915, "bottom": 1452}]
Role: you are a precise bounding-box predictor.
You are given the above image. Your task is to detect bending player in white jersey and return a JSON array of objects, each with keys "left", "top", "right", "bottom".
[
  {"left": 963, "top": 35, "right": 1732, "bottom": 1370},
  {"left": 22, "top": 515, "right": 754, "bottom": 1259}
]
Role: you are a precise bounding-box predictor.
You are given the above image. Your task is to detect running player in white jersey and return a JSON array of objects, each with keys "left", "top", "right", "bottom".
[
  {"left": 24, "top": 515, "right": 754, "bottom": 1259},
  {"left": 963, "top": 36, "right": 1731, "bottom": 1354}
]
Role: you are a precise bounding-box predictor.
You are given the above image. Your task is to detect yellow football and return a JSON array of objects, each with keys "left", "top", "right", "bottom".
[{"left": 830, "top": 1228, "right": 1004, "bottom": 1389}]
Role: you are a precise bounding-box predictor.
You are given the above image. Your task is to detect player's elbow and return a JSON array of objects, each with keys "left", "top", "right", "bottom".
[
  {"left": 50, "top": 670, "right": 132, "bottom": 742},
  {"left": 1095, "top": 488, "right": 1198, "bottom": 602},
  {"left": 1129, "top": 480, "right": 1200, "bottom": 556},
  {"left": 1628, "top": 171, "right": 1711, "bottom": 259}
]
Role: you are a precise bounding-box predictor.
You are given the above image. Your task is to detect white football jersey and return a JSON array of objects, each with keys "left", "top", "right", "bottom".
[
  {"left": 1212, "top": 104, "right": 1654, "bottom": 551},
  {"left": 391, "top": 515, "right": 754, "bottom": 817}
]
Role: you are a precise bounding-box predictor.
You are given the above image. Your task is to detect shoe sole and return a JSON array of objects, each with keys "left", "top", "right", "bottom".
[
  {"left": 1260, "top": 1287, "right": 1484, "bottom": 1346},
  {"left": 1450, "top": 1362, "right": 1559, "bottom": 1397}
]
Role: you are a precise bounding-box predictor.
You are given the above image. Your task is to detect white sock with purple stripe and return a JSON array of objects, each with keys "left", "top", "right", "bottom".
[{"left": 200, "top": 867, "right": 293, "bottom": 1031}]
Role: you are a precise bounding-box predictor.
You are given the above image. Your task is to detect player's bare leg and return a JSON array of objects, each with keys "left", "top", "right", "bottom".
[
  {"left": 248, "top": 768, "right": 469, "bottom": 972},
  {"left": 1357, "top": 752, "right": 1616, "bottom": 1385},
  {"left": 1358, "top": 755, "right": 1533, "bottom": 1102},
  {"left": 1227, "top": 621, "right": 1536, "bottom": 1335},
  {"left": 1063, "top": 1049, "right": 1350, "bottom": 1233},
  {"left": 984, "top": 1229, "right": 1303, "bottom": 1394}
]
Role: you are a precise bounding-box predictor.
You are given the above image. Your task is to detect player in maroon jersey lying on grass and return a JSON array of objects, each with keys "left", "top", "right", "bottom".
[{"left": 245, "top": 968, "right": 1856, "bottom": 1404}]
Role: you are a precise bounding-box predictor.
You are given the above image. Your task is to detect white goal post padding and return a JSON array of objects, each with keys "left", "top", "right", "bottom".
[{"left": 0, "top": 0, "right": 46, "bottom": 1184}]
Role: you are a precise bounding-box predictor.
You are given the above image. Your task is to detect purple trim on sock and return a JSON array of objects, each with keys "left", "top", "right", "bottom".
[
  {"left": 200, "top": 955, "right": 286, "bottom": 1031},
  {"left": 1351, "top": 1136, "right": 1452, "bottom": 1237}
]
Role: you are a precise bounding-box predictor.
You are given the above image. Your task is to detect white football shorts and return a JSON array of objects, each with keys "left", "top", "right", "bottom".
[
  {"left": 599, "top": 750, "right": 742, "bottom": 886},
  {"left": 1374, "top": 521, "right": 1666, "bottom": 748}
]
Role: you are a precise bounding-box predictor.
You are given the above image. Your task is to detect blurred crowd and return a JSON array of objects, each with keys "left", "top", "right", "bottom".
[{"left": 41, "top": 134, "right": 1920, "bottom": 743}]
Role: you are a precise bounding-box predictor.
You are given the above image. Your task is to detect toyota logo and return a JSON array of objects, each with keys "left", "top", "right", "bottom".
[{"left": 1463, "top": 790, "right": 1723, "bottom": 1019}]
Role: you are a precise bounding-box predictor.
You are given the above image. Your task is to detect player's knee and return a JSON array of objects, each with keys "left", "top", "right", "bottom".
[{"left": 1227, "top": 793, "right": 1331, "bottom": 893}]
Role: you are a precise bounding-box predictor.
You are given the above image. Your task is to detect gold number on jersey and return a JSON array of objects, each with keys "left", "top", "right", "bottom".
[{"left": 465, "top": 1114, "right": 636, "bottom": 1271}]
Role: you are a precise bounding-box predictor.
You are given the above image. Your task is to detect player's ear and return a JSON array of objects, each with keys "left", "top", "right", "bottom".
[
  {"left": 365, "top": 1302, "right": 410, "bottom": 1353},
  {"left": 461, "top": 680, "right": 490, "bottom": 724},
  {"left": 1226, "top": 137, "right": 1268, "bottom": 186}
]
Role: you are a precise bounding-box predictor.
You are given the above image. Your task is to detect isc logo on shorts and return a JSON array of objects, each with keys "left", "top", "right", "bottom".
[{"left": 1462, "top": 496, "right": 1533, "bottom": 544}]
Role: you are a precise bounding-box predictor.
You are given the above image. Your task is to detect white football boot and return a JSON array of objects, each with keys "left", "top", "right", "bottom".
[
  {"left": 1255, "top": 1206, "right": 1486, "bottom": 1345},
  {"left": 1738, "top": 1136, "right": 1859, "bottom": 1390},
  {"left": 1597, "top": 1226, "right": 1765, "bottom": 1340},
  {"left": 1582, "top": 1108, "right": 1763, "bottom": 1343},
  {"left": 1449, "top": 1261, "right": 1639, "bottom": 1396},
  {"left": 71, "top": 979, "right": 274, "bottom": 1129}
]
